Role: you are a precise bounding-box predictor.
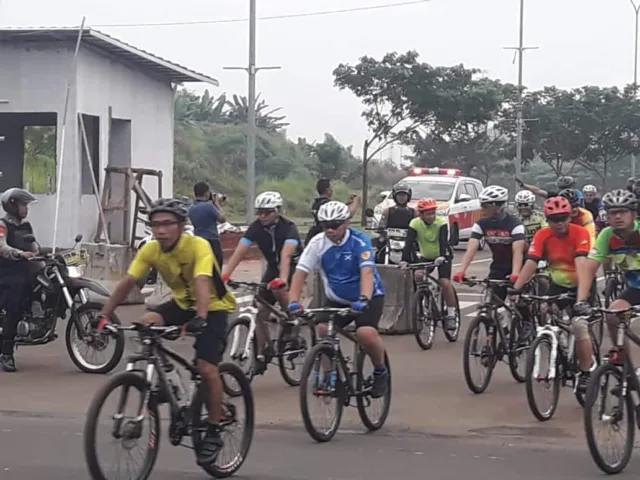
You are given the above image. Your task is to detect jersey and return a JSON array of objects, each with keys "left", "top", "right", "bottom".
[
  {"left": 240, "top": 217, "right": 302, "bottom": 270},
  {"left": 527, "top": 224, "right": 591, "bottom": 288},
  {"left": 128, "top": 234, "right": 236, "bottom": 312},
  {"left": 572, "top": 207, "right": 596, "bottom": 247},
  {"left": 297, "top": 228, "right": 385, "bottom": 304},
  {"left": 584, "top": 198, "right": 604, "bottom": 221},
  {"left": 589, "top": 224, "right": 640, "bottom": 289},
  {"left": 517, "top": 212, "right": 547, "bottom": 244},
  {"left": 470, "top": 212, "right": 525, "bottom": 271},
  {"left": 405, "top": 216, "right": 448, "bottom": 260}
]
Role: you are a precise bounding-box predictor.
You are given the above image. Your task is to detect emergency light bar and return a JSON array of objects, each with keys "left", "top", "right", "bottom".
[{"left": 409, "top": 167, "right": 461, "bottom": 176}]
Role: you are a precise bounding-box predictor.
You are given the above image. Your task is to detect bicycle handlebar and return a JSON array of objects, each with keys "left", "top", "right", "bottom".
[
  {"left": 227, "top": 279, "right": 267, "bottom": 290},
  {"left": 518, "top": 293, "right": 575, "bottom": 302},
  {"left": 460, "top": 276, "right": 511, "bottom": 287}
]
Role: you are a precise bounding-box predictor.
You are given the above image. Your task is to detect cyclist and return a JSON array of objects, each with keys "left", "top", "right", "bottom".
[
  {"left": 378, "top": 181, "right": 415, "bottom": 229},
  {"left": 514, "top": 189, "right": 547, "bottom": 246},
  {"left": 97, "top": 198, "right": 235, "bottom": 465},
  {"left": 519, "top": 175, "right": 584, "bottom": 205},
  {"left": 305, "top": 178, "right": 360, "bottom": 244},
  {"left": 222, "top": 191, "right": 302, "bottom": 371},
  {"left": 510, "top": 196, "right": 594, "bottom": 391},
  {"left": 583, "top": 185, "right": 606, "bottom": 232},
  {"left": 399, "top": 197, "right": 457, "bottom": 331},
  {"left": 577, "top": 189, "right": 640, "bottom": 363},
  {"left": 287, "top": 201, "right": 389, "bottom": 398},
  {"left": 558, "top": 188, "right": 596, "bottom": 247}
]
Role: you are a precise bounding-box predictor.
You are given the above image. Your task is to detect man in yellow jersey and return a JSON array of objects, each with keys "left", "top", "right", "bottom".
[
  {"left": 559, "top": 189, "right": 596, "bottom": 247},
  {"left": 98, "top": 198, "right": 236, "bottom": 466}
]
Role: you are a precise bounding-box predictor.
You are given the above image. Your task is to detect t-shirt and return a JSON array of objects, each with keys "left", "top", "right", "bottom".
[
  {"left": 128, "top": 235, "right": 236, "bottom": 312},
  {"left": 470, "top": 212, "right": 525, "bottom": 270},
  {"left": 297, "top": 228, "right": 385, "bottom": 304},
  {"left": 527, "top": 224, "right": 591, "bottom": 288},
  {"left": 240, "top": 217, "right": 302, "bottom": 269},
  {"left": 403, "top": 216, "right": 449, "bottom": 261},
  {"left": 188, "top": 199, "right": 221, "bottom": 241},
  {"left": 517, "top": 212, "right": 547, "bottom": 244},
  {"left": 589, "top": 224, "right": 640, "bottom": 289}
]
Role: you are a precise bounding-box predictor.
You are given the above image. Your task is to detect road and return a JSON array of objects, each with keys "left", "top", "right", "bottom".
[{"left": 0, "top": 248, "right": 629, "bottom": 479}]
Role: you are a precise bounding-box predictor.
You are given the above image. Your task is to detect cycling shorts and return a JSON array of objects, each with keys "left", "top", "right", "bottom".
[
  {"left": 315, "top": 295, "right": 384, "bottom": 330},
  {"left": 546, "top": 283, "right": 577, "bottom": 311},
  {"left": 489, "top": 267, "right": 511, "bottom": 302}
]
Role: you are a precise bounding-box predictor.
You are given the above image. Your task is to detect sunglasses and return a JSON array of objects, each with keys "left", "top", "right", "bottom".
[
  {"left": 546, "top": 214, "right": 570, "bottom": 223},
  {"left": 516, "top": 203, "right": 532, "bottom": 208},
  {"left": 257, "top": 209, "right": 277, "bottom": 216},
  {"left": 321, "top": 220, "right": 345, "bottom": 230}
]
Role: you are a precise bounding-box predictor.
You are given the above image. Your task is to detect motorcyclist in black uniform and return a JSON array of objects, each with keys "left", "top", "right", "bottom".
[
  {"left": 379, "top": 182, "right": 415, "bottom": 229},
  {"left": 0, "top": 188, "right": 38, "bottom": 372}
]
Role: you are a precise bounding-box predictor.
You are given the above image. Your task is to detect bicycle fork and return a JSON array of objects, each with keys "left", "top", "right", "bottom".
[
  {"left": 112, "top": 362, "right": 156, "bottom": 439},
  {"left": 533, "top": 325, "right": 560, "bottom": 380},
  {"left": 230, "top": 309, "right": 258, "bottom": 361}
]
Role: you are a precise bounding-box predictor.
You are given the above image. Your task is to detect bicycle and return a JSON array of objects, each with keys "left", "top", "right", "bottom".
[
  {"left": 603, "top": 267, "right": 626, "bottom": 308},
  {"left": 461, "top": 277, "right": 534, "bottom": 394},
  {"left": 297, "top": 307, "right": 391, "bottom": 442},
  {"left": 520, "top": 292, "right": 601, "bottom": 421},
  {"left": 406, "top": 260, "right": 461, "bottom": 350},
  {"left": 224, "top": 280, "right": 316, "bottom": 389},
  {"left": 83, "top": 322, "right": 254, "bottom": 480},
  {"left": 584, "top": 304, "right": 640, "bottom": 474}
]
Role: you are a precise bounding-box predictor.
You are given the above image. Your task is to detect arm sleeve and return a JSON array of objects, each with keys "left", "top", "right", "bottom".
[
  {"left": 193, "top": 239, "right": 214, "bottom": 277},
  {"left": 439, "top": 223, "right": 450, "bottom": 258},
  {"left": 284, "top": 223, "right": 300, "bottom": 246},
  {"left": 240, "top": 222, "right": 259, "bottom": 246},
  {"left": 574, "top": 226, "right": 591, "bottom": 257},
  {"left": 402, "top": 226, "right": 418, "bottom": 262},
  {"left": 588, "top": 229, "right": 610, "bottom": 263},
  {"left": 527, "top": 228, "right": 547, "bottom": 261},
  {"left": 470, "top": 222, "right": 484, "bottom": 240},
  {"left": 355, "top": 235, "right": 375, "bottom": 269},
  {"left": 296, "top": 238, "right": 321, "bottom": 273},
  {"left": 510, "top": 222, "right": 526, "bottom": 242},
  {"left": 127, "top": 243, "right": 154, "bottom": 279}
]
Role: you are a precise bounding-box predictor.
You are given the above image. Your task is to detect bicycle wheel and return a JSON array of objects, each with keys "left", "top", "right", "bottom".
[
  {"left": 462, "top": 314, "right": 497, "bottom": 394},
  {"left": 191, "top": 363, "right": 255, "bottom": 478},
  {"left": 84, "top": 372, "right": 160, "bottom": 480},
  {"left": 224, "top": 315, "right": 257, "bottom": 395},
  {"left": 442, "top": 288, "right": 461, "bottom": 343},
  {"left": 299, "top": 343, "right": 344, "bottom": 442},
  {"left": 356, "top": 348, "right": 391, "bottom": 431},
  {"left": 584, "top": 363, "right": 635, "bottom": 474},
  {"left": 525, "top": 336, "right": 561, "bottom": 421},
  {"left": 277, "top": 319, "right": 316, "bottom": 387},
  {"left": 412, "top": 288, "right": 435, "bottom": 350},
  {"left": 508, "top": 317, "right": 531, "bottom": 383}
]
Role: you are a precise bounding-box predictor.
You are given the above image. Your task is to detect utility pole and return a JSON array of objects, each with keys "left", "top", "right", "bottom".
[
  {"left": 224, "top": 0, "right": 280, "bottom": 223},
  {"left": 504, "top": 0, "right": 538, "bottom": 195},
  {"left": 629, "top": 0, "right": 640, "bottom": 177}
]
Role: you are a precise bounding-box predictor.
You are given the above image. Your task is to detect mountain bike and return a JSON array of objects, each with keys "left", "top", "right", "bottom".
[
  {"left": 84, "top": 322, "right": 254, "bottom": 479},
  {"left": 297, "top": 307, "right": 391, "bottom": 442}
]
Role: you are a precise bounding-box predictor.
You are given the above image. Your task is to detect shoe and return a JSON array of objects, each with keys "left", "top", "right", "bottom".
[
  {"left": 197, "top": 423, "right": 224, "bottom": 466},
  {"left": 1, "top": 354, "right": 16, "bottom": 373},
  {"left": 370, "top": 368, "right": 389, "bottom": 398},
  {"left": 577, "top": 371, "right": 591, "bottom": 393},
  {"left": 444, "top": 315, "right": 458, "bottom": 332}
]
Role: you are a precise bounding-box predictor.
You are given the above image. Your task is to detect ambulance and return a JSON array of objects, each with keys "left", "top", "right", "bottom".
[{"left": 372, "top": 167, "right": 485, "bottom": 247}]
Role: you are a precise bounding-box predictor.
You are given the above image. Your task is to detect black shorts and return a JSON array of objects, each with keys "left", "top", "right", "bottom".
[
  {"left": 425, "top": 262, "right": 452, "bottom": 280},
  {"left": 546, "top": 283, "right": 577, "bottom": 311},
  {"left": 149, "top": 300, "right": 228, "bottom": 366},
  {"left": 489, "top": 267, "right": 511, "bottom": 302},
  {"left": 316, "top": 295, "right": 384, "bottom": 330},
  {"left": 259, "top": 265, "right": 295, "bottom": 305},
  {"left": 619, "top": 287, "right": 640, "bottom": 306}
]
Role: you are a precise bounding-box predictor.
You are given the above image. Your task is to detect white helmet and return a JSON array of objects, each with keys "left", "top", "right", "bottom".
[
  {"left": 317, "top": 201, "right": 350, "bottom": 222},
  {"left": 583, "top": 184, "right": 597, "bottom": 194},
  {"left": 254, "top": 191, "right": 283, "bottom": 209},
  {"left": 479, "top": 185, "right": 508, "bottom": 203},
  {"left": 515, "top": 190, "right": 536, "bottom": 205}
]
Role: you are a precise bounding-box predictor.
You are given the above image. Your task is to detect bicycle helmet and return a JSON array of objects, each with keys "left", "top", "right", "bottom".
[
  {"left": 148, "top": 198, "right": 189, "bottom": 221},
  {"left": 391, "top": 181, "right": 412, "bottom": 202},
  {"left": 1, "top": 188, "right": 37, "bottom": 216},
  {"left": 556, "top": 176, "right": 575, "bottom": 189},
  {"left": 479, "top": 185, "right": 508, "bottom": 203},
  {"left": 558, "top": 188, "right": 580, "bottom": 208},
  {"left": 602, "top": 189, "right": 638, "bottom": 211},
  {"left": 317, "top": 201, "right": 350, "bottom": 222},
  {"left": 416, "top": 197, "right": 438, "bottom": 212},
  {"left": 543, "top": 197, "right": 572, "bottom": 217},
  {"left": 254, "top": 191, "right": 283, "bottom": 209},
  {"left": 583, "top": 184, "right": 597, "bottom": 194},
  {"left": 515, "top": 190, "right": 536, "bottom": 205}
]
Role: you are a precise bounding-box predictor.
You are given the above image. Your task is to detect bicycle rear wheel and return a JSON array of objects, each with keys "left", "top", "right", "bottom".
[
  {"left": 277, "top": 319, "right": 316, "bottom": 387},
  {"left": 508, "top": 317, "right": 531, "bottom": 383},
  {"left": 356, "top": 349, "right": 391, "bottom": 431},
  {"left": 191, "top": 363, "right": 255, "bottom": 478},
  {"left": 525, "top": 336, "right": 561, "bottom": 421},
  {"left": 462, "top": 314, "right": 496, "bottom": 394},
  {"left": 412, "top": 288, "right": 435, "bottom": 350}
]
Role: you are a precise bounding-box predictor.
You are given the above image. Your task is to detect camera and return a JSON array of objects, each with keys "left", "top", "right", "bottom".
[{"left": 210, "top": 192, "right": 227, "bottom": 202}]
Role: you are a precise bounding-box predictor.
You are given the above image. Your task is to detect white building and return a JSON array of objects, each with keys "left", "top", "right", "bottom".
[{"left": 0, "top": 27, "right": 219, "bottom": 246}]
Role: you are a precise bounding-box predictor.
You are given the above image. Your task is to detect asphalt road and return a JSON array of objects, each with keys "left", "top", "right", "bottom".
[{"left": 0, "top": 248, "right": 627, "bottom": 479}]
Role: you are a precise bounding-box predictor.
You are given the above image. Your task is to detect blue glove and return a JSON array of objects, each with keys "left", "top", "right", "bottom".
[
  {"left": 351, "top": 297, "right": 369, "bottom": 312},
  {"left": 288, "top": 301, "right": 302, "bottom": 312}
]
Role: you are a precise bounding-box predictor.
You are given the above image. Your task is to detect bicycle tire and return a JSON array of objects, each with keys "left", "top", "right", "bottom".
[
  {"left": 277, "top": 320, "right": 316, "bottom": 387},
  {"left": 356, "top": 349, "right": 391, "bottom": 431},
  {"left": 191, "top": 362, "right": 255, "bottom": 478},
  {"left": 299, "top": 343, "right": 344, "bottom": 442},
  {"left": 412, "top": 288, "right": 435, "bottom": 350},
  {"left": 524, "top": 336, "right": 561, "bottom": 421},
  {"left": 462, "top": 314, "right": 496, "bottom": 394},
  {"left": 443, "top": 288, "right": 461, "bottom": 343},
  {"left": 508, "top": 317, "right": 530, "bottom": 383},
  {"left": 224, "top": 316, "right": 258, "bottom": 395},
  {"left": 584, "top": 363, "right": 635, "bottom": 474},
  {"left": 84, "top": 372, "right": 160, "bottom": 480}
]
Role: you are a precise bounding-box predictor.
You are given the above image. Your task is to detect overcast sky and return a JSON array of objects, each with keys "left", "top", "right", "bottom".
[{"left": 0, "top": 0, "right": 636, "bottom": 156}]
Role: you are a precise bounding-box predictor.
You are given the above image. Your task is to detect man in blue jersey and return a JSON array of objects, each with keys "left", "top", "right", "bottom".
[{"left": 288, "top": 201, "right": 389, "bottom": 398}]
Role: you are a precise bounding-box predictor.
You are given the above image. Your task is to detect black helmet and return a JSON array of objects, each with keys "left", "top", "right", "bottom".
[
  {"left": 1, "top": 188, "right": 37, "bottom": 215},
  {"left": 603, "top": 189, "right": 638, "bottom": 211},
  {"left": 148, "top": 198, "right": 188, "bottom": 221},
  {"left": 556, "top": 176, "right": 575, "bottom": 190},
  {"left": 392, "top": 182, "right": 412, "bottom": 203},
  {"left": 558, "top": 188, "right": 580, "bottom": 208}
]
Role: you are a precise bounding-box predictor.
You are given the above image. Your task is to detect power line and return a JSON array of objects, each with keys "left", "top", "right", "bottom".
[{"left": 93, "top": 0, "right": 433, "bottom": 28}]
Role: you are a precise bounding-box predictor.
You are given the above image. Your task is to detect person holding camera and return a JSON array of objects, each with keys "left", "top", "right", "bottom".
[{"left": 189, "top": 181, "right": 226, "bottom": 268}]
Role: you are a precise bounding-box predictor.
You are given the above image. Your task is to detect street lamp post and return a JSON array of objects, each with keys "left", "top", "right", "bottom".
[{"left": 630, "top": 0, "right": 640, "bottom": 177}]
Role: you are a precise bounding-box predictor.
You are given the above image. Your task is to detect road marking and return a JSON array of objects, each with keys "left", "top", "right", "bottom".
[
  {"left": 459, "top": 301, "right": 476, "bottom": 310},
  {"left": 457, "top": 292, "right": 482, "bottom": 297}
]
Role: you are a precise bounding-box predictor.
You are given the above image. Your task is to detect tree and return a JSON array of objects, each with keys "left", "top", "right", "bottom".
[
  {"left": 308, "top": 133, "right": 359, "bottom": 181},
  {"left": 224, "top": 93, "right": 289, "bottom": 132},
  {"left": 174, "top": 88, "right": 226, "bottom": 124}
]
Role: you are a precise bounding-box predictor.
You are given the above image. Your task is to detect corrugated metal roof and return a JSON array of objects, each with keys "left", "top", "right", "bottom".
[{"left": 0, "top": 27, "right": 219, "bottom": 86}]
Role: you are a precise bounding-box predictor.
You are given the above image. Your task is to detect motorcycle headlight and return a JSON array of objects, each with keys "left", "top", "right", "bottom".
[
  {"left": 374, "top": 206, "right": 383, "bottom": 216},
  {"left": 389, "top": 240, "right": 405, "bottom": 250},
  {"left": 66, "top": 264, "right": 86, "bottom": 278},
  {"left": 436, "top": 208, "right": 449, "bottom": 217}
]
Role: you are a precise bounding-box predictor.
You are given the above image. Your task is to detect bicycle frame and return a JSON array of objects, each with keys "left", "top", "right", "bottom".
[{"left": 321, "top": 318, "right": 363, "bottom": 396}]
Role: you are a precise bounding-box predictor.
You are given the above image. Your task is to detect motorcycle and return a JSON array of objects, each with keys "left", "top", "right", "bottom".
[
  {"left": 0, "top": 234, "right": 125, "bottom": 374},
  {"left": 365, "top": 226, "right": 408, "bottom": 265}
]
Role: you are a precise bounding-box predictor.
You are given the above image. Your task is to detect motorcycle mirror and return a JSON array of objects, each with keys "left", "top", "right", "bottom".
[
  {"left": 364, "top": 208, "right": 375, "bottom": 218},
  {"left": 74, "top": 233, "right": 83, "bottom": 244}
]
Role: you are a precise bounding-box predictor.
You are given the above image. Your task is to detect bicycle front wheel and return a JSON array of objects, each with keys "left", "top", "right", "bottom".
[
  {"left": 412, "top": 288, "right": 435, "bottom": 350},
  {"left": 462, "top": 314, "right": 496, "bottom": 394},
  {"left": 442, "top": 288, "right": 461, "bottom": 343},
  {"left": 356, "top": 349, "right": 391, "bottom": 431},
  {"left": 525, "top": 335, "right": 560, "bottom": 421},
  {"left": 84, "top": 372, "right": 160, "bottom": 480}
]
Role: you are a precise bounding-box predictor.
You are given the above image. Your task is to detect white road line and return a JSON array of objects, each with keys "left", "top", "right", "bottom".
[
  {"left": 458, "top": 301, "right": 476, "bottom": 310},
  {"left": 457, "top": 292, "right": 482, "bottom": 297}
]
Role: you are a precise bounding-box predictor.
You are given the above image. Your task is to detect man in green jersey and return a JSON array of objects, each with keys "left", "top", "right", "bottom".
[
  {"left": 577, "top": 189, "right": 640, "bottom": 354},
  {"left": 400, "top": 197, "right": 457, "bottom": 331}
]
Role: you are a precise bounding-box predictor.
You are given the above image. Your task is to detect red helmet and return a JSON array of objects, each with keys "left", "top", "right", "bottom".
[
  {"left": 543, "top": 197, "right": 572, "bottom": 217},
  {"left": 417, "top": 197, "right": 438, "bottom": 212}
]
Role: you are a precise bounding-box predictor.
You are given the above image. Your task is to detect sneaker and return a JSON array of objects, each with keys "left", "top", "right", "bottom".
[
  {"left": 197, "top": 423, "right": 224, "bottom": 466},
  {"left": 444, "top": 315, "right": 457, "bottom": 332},
  {"left": 577, "top": 371, "right": 591, "bottom": 393},
  {"left": 1, "top": 354, "right": 16, "bottom": 373},
  {"left": 370, "top": 368, "right": 389, "bottom": 398}
]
